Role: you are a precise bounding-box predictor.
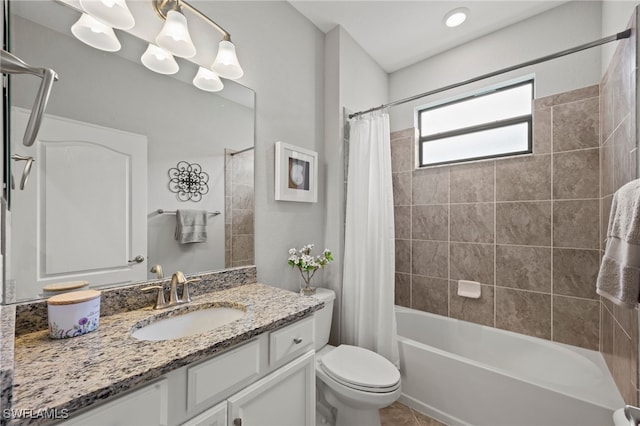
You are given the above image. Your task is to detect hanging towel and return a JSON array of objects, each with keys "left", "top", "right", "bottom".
[
  {"left": 596, "top": 179, "right": 640, "bottom": 308},
  {"left": 175, "top": 209, "right": 208, "bottom": 244}
]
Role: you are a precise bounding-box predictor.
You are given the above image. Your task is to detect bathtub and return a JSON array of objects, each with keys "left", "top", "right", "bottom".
[{"left": 395, "top": 306, "right": 624, "bottom": 426}]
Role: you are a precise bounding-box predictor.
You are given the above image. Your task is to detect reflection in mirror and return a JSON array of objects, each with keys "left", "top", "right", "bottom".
[{"left": 4, "top": 0, "right": 255, "bottom": 303}]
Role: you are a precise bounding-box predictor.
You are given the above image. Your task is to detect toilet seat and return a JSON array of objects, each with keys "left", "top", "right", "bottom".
[{"left": 319, "top": 345, "right": 400, "bottom": 393}]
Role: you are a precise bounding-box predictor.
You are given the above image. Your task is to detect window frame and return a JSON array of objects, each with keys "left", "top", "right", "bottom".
[{"left": 417, "top": 79, "right": 534, "bottom": 168}]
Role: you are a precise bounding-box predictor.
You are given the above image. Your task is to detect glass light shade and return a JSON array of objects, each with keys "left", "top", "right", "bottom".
[
  {"left": 211, "top": 40, "right": 243, "bottom": 80},
  {"left": 71, "top": 13, "right": 121, "bottom": 52},
  {"left": 79, "top": 0, "right": 135, "bottom": 30},
  {"left": 193, "top": 67, "right": 224, "bottom": 92},
  {"left": 156, "top": 10, "right": 196, "bottom": 58},
  {"left": 141, "top": 44, "right": 179, "bottom": 75}
]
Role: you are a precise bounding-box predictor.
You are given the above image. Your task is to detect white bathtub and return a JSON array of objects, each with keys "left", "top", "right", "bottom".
[{"left": 395, "top": 306, "right": 624, "bottom": 426}]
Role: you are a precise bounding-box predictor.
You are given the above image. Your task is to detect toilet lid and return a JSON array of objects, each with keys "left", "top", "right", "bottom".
[{"left": 320, "top": 345, "right": 400, "bottom": 391}]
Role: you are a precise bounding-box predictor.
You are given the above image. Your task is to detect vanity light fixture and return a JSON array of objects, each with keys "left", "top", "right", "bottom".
[
  {"left": 78, "top": 0, "right": 135, "bottom": 30},
  {"left": 71, "top": 13, "right": 122, "bottom": 52},
  {"left": 141, "top": 43, "right": 180, "bottom": 75},
  {"left": 193, "top": 67, "right": 224, "bottom": 92},
  {"left": 71, "top": 0, "right": 244, "bottom": 93},
  {"left": 152, "top": 0, "right": 244, "bottom": 81},
  {"left": 212, "top": 38, "right": 244, "bottom": 79},
  {"left": 443, "top": 7, "right": 469, "bottom": 28},
  {"left": 156, "top": 9, "right": 197, "bottom": 58}
]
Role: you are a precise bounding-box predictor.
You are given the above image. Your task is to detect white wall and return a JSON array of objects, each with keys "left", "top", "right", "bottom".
[
  {"left": 389, "top": 1, "right": 603, "bottom": 132},
  {"left": 323, "top": 25, "right": 388, "bottom": 342},
  {"left": 602, "top": 0, "right": 639, "bottom": 75},
  {"left": 193, "top": 1, "right": 326, "bottom": 291}
]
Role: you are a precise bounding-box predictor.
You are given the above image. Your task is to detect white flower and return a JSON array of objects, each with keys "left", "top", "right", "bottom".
[{"left": 287, "top": 244, "right": 333, "bottom": 287}]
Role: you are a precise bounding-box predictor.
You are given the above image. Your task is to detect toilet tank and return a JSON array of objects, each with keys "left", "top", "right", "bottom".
[{"left": 312, "top": 288, "right": 335, "bottom": 351}]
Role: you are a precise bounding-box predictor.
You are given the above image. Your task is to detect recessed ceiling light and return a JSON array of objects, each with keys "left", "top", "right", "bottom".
[{"left": 444, "top": 7, "right": 469, "bottom": 28}]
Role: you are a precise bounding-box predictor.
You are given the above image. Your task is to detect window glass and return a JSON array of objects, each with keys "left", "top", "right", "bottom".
[
  {"left": 421, "top": 122, "right": 529, "bottom": 166},
  {"left": 420, "top": 84, "right": 532, "bottom": 137},
  {"left": 418, "top": 79, "right": 533, "bottom": 167}
]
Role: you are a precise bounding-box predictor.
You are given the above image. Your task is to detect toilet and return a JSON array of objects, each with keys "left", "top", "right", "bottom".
[{"left": 313, "top": 288, "right": 401, "bottom": 426}]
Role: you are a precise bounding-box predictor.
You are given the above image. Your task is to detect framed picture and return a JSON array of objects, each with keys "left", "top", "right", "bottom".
[{"left": 275, "top": 141, "right": 318, "bottom": 202}]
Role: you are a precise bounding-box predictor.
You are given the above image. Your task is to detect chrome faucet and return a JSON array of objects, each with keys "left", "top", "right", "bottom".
[
  {"left": 142, "top": 271, "right": 201, "bottom": 309},
  {"left": 150, "top": 264, "right": 164, "bottom": 279},
  {"left": 169, "top": 271, "right": 187, "bottom": 305}
]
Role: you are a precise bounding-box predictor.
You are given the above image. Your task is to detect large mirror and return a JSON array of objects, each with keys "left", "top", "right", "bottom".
[{"left": 3, "top": 0, "right": 255, "bottom": 303}]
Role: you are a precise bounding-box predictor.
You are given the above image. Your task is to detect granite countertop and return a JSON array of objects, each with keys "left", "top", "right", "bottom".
[{"left": 11, "top": 283, "right": 323, "bottom": 422}]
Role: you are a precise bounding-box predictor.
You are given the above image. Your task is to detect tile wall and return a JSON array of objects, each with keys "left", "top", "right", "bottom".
[
  {"left": 599, "top": 10, "right": 639, "bottom": 406},
  {"left": 392, "top": 11, "right": 640, "bottom": 405},
  {"left": 225, "top": 149, "right": 255, "bottom": 268},
  {"left": 392, "top": 85, "right": 602, "bottom": 351}
]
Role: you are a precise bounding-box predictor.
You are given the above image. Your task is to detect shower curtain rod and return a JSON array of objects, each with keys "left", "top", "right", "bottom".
[
  {"left": 230, "top": 146, "right": 255, "bottom": 155},
  {"left": 348, "top": 29, "right": 631, "bottom": 119}
]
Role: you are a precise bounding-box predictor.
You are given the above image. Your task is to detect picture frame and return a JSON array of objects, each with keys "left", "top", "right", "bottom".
[{"left": 274, "top": 141, "right": 318, "bottom": 203}]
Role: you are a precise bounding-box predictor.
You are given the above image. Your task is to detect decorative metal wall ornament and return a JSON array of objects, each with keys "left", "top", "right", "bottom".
[{"left": 168, "top": 161, "right": 209, "bottom": 202}]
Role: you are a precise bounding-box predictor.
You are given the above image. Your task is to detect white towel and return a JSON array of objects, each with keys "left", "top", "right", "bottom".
[
  {"left": 596, "top": 179, "right": 640, "bottom": 308},
  {"left": 175, "top": 209, "right": 208, "bottom": 244}
]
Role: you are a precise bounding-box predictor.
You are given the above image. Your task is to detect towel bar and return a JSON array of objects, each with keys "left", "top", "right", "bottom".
[{"left": 150, "top": 209, "right": 221, "bottom": 217}]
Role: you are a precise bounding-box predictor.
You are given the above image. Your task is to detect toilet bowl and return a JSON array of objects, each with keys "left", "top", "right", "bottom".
[{"left": 313, "top": 289, "right": 401, "bottom": 426}]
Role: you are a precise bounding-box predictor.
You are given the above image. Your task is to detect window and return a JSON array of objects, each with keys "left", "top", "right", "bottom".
[{"left": 418, "top": 79, "right": 533, "bottom": 167}]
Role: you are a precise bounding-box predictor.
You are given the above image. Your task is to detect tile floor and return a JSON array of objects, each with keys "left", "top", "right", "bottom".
[{"left": 380, "top": 402, "right": 447, "bottom": 426}]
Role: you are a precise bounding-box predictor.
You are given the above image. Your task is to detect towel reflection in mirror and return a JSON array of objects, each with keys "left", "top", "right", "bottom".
[{"left": 175, "top": 209, "right": 208, "bottom": 244}]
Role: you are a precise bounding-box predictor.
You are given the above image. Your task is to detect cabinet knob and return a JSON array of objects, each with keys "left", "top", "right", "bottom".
[
  {"left": 293, "top": 337, "right": 303, "bottom": 344},
  {"left": 233, "top": 418, "right": 242, "bottom": 426}
]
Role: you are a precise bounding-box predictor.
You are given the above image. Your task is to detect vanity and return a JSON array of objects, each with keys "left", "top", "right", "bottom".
[{"left": 9, "top": 271, "right": 323, "bottom": 426}]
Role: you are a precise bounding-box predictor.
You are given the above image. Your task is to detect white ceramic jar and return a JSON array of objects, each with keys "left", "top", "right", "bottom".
[{"left": 47, "top": 290, "right": 101, "bottom": 339}]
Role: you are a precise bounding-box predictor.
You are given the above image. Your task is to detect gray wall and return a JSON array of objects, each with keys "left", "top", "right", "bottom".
[
  {"left": 193, "top": 1, "right": 326, "bottom": 292},
  {"left": 601, "top": 1, "right": 640, "bottom": 75},
  {"left": 7, "top": 1, "right": 326, "bottom": 294},
  {"left": 324, "top": 25, "right": 389, "bottom": 343},
  {"left": 388, "top": 1, "right": 603, "bottom": 132}
]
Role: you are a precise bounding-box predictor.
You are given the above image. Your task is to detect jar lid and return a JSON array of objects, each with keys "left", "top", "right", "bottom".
[
  {"left": 42, "top": 280, "right": 89, "bottom": 292},
  {"left": 48, "top": 290, "right": 101, "bottom": 305}
]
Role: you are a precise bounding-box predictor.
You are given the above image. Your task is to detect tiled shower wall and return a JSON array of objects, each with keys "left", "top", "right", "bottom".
[
  {"left": 599, "top": 11, "right": 639, "bottom": 406},
  {"left": 391, "top": 85, "right": 602, "bottom": 351},
  {"left": 392, "top": 12, "right": 640, "bottom": 404},
  {"left": 225, "top": 149, "right": 255, "bottom": 268}
]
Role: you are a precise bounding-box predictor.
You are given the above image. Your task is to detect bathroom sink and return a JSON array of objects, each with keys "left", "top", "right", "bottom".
[{"left": 131, "top": 305, "right": 246, "bottom": 341}]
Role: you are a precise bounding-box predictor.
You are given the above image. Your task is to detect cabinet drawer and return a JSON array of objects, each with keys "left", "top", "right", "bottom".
[
  {"left": 269, "top": 316, "right": 314, "bottom": 366},
  {"left": 61, "top": 379, "right": 168, "bottom": 426},
  {"left": 187, "top": 339, "right": 261, "bottom": 410}
]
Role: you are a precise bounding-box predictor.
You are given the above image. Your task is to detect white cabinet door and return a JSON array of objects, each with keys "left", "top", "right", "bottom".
[
  {"left": 227, "top": 350, "right": 315, "bottom": 426},
  {"left": 181, "top": 401, "right": 227, "bottom": 426},
  {"left": 9, "top": 107, "right": 147, "bottom": 300},
  {"left": 60, "top": 379, "right": 168, "bottom": 426}
]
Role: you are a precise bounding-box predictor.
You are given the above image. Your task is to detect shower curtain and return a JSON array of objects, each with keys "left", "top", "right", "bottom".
[{"left": 342, "top": 111, "right": 399, "bottom": 367}]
